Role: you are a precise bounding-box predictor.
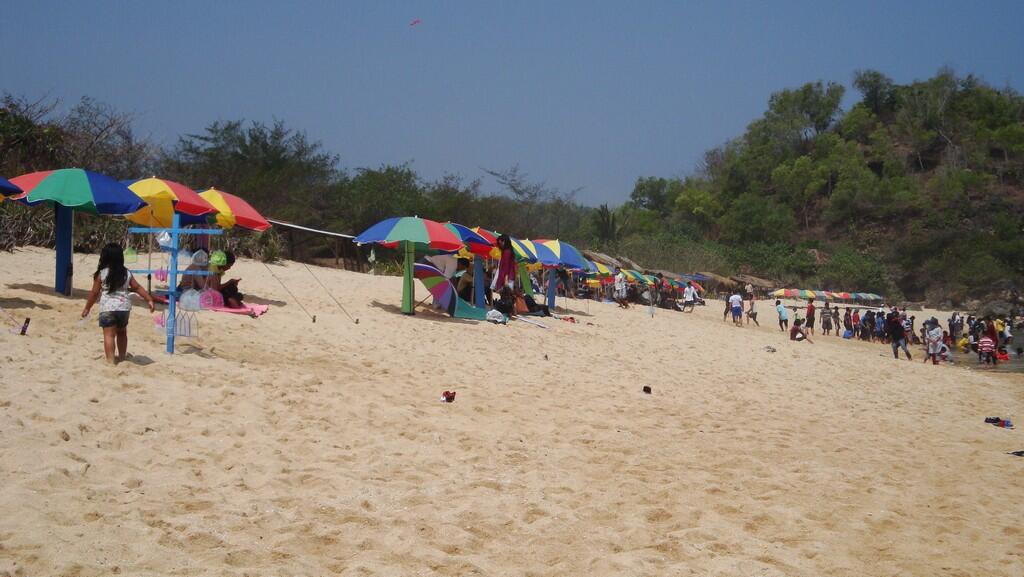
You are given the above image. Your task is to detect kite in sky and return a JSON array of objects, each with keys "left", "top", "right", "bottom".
[{"left": 409, "top": 19, "right": 422, "bottom": 27}]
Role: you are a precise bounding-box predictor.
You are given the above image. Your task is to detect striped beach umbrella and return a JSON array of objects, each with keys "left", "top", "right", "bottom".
[
  {"left": 622, "top": 269, "right": 653, "bottom": 285},
  {"left": 196, "top": 188, "right": 271, "bottom": 231},
  {"left": 356, "top": 216, "right": 464, "bottom": 314},
  {"left": 355, "top": 216, "right": 462, "bottom": 251},
  {"left": 443, "top": 222, "right": 492, "bottom": 254},
  {"left": 509, "top": 237, "right": 538, "bottom": 262},
  {"left": 10, "top": 169, "right": 145, "bottom": 215},
  {"left": 586, "top": 260, "right": 613, "bottom": 277},
  {"left": 0, "top": 177, "right": 22, "bottom": 197},
  {"left": 125, "top": 177, "right": 217, "bottom": 227},
  {"left": 534, "top": 239, "right": 588, "bottom": 270}
]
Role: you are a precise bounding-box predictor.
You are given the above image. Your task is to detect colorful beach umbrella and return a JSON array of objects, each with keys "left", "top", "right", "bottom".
[
  {"left": 356, "top": 216, "right": 464, "bottom": 314},
  {"left": 470, "top": 229, "right": 537, "bottom": 263},
  {"left": 0, "top": 177, "right": 22, "bottom": 197},
  {"left": 355, "top": 216, "right": 462, "bottom": 251},
  {"left": 413, "top": 262, "right": 489, "bottom": 320},
  {"left": 586, "top": 260, "right": 613, "bottom": 277},
  {"left": 10, "top": 169, "right": 145, "bottom": 214},
  {"left": 125, "top": 177, "right": 217, "bottom": 227},
  {"left": 534, "top": 239, "right": 588, "bottom": 270},
  {"left": 414, "top": 262, "right": 459, "bottom": 315},
  {"left": 469, "top": 227, "right": 501, "bottom": 258},
  {"left": 509, "top": 237, "right": 538, "bottom": 262},
  {"left": 622, "top": 269, "right": 654, "bottom": 285},
  {"left": 196, "top": 188, "right": 271, "bottom": 231},
  {"left": 518, "top": 239, "right": 560, "bottom": 267},
  {"left": 443, "top": 222, "right": 492, "bottom": 255}
]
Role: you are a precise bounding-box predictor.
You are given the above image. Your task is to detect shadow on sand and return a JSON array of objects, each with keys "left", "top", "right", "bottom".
[
  {"left": 124, "top": 354, "right": 156, "bottom": 366},
  {"left": 0, "top": 295, "right": 54, "bottom": 311},
  {"left": 177, "top": 343, "right": 218, "bottom": 359},
  {"left": 7, "top": 282, "right": 89, "bottom": 300},
  {"left": 369, "top": 300, "right": 480, "bottom": 325},
  {"left": 244, "top": 295, "right": 288, "bottom": 307}
]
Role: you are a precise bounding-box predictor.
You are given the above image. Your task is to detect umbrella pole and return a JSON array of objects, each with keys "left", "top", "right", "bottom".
[
  {"left": 147, "top": 233, "right": 153, "bottom": 293},
  {"left": 54, "top": 205, "right": 74, "bottom": 296},
  {"left": 473, "top": 256, "right": 485, "bottom": 306},
  {"left": 401, "top": 241, "right": 415, "bottom": 315},
  {"left": 546, "top": 269, "right": 557, "bottom": 310}
]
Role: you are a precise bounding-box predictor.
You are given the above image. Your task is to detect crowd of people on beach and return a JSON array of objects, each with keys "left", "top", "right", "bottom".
[
  {"left": 764, "top": 295, "right": 1020, "bottom": 366},
  {"left": 79, "top": 235, "right": 1019, "bottom": 370}
]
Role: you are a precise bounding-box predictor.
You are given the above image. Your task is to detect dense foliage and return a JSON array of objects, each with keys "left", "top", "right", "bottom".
[{"left": 2, "top": 68, "right": 1022, "bottom": 304}]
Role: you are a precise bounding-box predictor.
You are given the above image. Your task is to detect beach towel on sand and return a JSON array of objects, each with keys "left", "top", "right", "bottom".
[
  {"left": 208, "top": 303, "right": 269, "bottom": 317},
  {"left": 154, "top": 295, "right": 269, "bottom": 317}
]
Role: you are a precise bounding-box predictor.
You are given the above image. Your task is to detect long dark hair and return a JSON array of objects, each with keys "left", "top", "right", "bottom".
[
  {"left": 495, "top": 234, "right": 511, "bottom": 252},
  {"left": 95, "top": 243, "right": 128, "bottom": 294}
]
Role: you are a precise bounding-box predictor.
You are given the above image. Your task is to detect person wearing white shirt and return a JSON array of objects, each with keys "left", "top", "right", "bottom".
[
  {"left": 614, "top": 271, "right": 628, "bottom": 308},
  {"left": 682, "top": 281, "right": 697, "bottom": 312},
  {"left": 728, "top": 292, "right": 744, "bottom": 326}
]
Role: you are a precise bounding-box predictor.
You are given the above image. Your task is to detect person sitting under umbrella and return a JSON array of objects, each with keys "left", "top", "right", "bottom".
[{"left": 212, "top": 251, "right": 245, "bottom": 308}]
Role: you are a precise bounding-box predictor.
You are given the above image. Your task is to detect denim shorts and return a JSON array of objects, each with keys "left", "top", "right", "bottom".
[{"left": 98, "top": 310, "right": 130, "bottom": 328}]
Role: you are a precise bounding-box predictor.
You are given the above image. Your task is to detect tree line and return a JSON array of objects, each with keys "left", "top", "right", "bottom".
[{"left": 2, "top": 67, "right": 1022, "bottom": 305}]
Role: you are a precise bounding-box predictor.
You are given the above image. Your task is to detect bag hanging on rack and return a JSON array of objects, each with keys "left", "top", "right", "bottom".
[
  {"left": 157, "top": 231, "right": 174, "bottom": 250},
  {"left": 179, "top": 288, "right": 202, "bottom": 311},
  {"left": 174, "top": 309, "right": 199, "bottom": 339},
  {"left": 210, "top": 250, "right": 227, "bottom": 267},
  {"left": 199, "top": 285, "right": 224, "bottom": 309}
]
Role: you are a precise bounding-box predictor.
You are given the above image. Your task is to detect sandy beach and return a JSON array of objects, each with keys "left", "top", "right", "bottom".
[{"left": 0, "top": 246, "right": 1021, "bottom": 576}]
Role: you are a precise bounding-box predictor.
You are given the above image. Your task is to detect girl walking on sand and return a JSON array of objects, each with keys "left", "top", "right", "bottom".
[{"left": 82, "top": 243, "right": 155, "bottom": 364}]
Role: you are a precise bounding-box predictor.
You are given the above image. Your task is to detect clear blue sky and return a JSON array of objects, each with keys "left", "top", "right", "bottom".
[{"left": 3, "top": 1, "right": 1022, "bottom": 206}]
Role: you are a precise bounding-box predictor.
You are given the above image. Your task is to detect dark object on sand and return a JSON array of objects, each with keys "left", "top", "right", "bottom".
[
  {"left": 441, "top": 391, "right": 456, "bottom": 403},
  {"left": 20, "top": 318, "right": 30, "bottom": 335},
  {"left": 987, "top": 417, "right": 1014, "bottom": 428},
  {"left": 642, "top": 386, "right": 652, "bottom": 394},
  {"left": 1009, "top": 451, "right": 1024, "bottom": 457}
]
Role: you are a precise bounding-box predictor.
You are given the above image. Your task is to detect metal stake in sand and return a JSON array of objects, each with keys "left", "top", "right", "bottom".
[{"left": 302, "top": 262, "right": 359, "bottom": 324}]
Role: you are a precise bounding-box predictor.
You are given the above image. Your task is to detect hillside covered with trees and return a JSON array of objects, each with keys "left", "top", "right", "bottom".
[{"left": 2, "top": 68, "right": 1023, "bottom": 305}]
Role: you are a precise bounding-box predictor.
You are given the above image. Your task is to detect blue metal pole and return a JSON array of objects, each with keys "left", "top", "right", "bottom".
[
  {"left": 166, "top": 213, "right": 180, "bottom": 354},
  {"left": 54, "top": 205, "right": 73, "bottom": 296},
  {"left": 473, "top": 256, "right": 485, "bottom": 306},
  {"left": 546, "top": 268, "right": 557, "bottom": 309}
]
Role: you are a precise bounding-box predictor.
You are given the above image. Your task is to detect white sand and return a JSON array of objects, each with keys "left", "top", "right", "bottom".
[{"left": 1, "top": 246, "right": 1021, "bottom": 576}]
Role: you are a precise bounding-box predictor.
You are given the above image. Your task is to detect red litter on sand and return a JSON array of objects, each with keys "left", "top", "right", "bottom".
[{"left": 440, "top": 391, "right": 456, "bottom": 403}]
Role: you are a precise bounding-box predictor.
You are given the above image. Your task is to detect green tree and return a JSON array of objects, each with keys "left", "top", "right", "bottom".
[
  {"left": 853, "top": 69, "right": 896, "bottom": 116},
  {"left": 629, "top": 176, "right": 680, "bottom": 216},
  {"left": 717, "top": 193, "right": 796, "bottom": 245}
]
